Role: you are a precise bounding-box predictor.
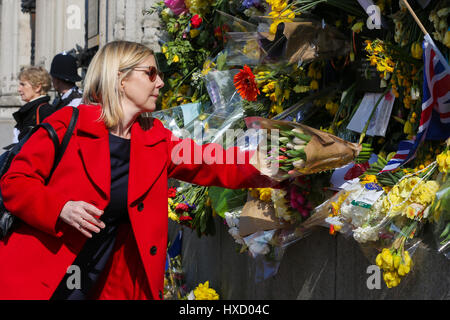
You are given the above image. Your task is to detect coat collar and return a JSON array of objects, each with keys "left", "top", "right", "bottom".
[
  {"left": 75, "top": 105, "right": 166, "bottom": 145},
  {"left": 75, "top": 105, "right": 168, "bottom": 204},
  {"left": 13, "top": 96, "right": 50, "bottom": 120}
]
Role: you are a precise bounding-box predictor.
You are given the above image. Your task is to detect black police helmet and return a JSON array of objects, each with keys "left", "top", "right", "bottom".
[{"left": 50, "top": 53, "right": 82, "bottom": 83}]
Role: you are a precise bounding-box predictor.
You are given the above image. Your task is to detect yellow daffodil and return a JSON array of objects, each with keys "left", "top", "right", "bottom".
[
  {"left": 269, "top": 92, "right": 277, "bottom": 102},
  {"left": 383, "top": 271, "right": 401, "bottom": 288},
  {"left": 270, "top": 103, "right": 283, "bottom": 114},
  {"left": 266, "top": 0, "right": 287, "bottom": 12},
  {"left": 361, "top": 174, "right": 378, "bottom": 184},
  {"left": 397, "top": 251, "right": 412, "bottom": 276},
  {"left": 411, "top": 42, "right": 423, "bottom": 59},
  {"left": 193, "top": 281, "right": 219, "bottom": 300},
  {"left": 325, "top": 101, "right": 339, "bottom": 116},
  {"left": 249, "top": 188, "right": 260, "bottom": 199},
  {"left": 437, "top": 150, "right": 450, "bottom": 173},
  {"left": 201, "top": 60, "right": 216, "bottom": 76},
  {"left": 267, "top": 0, "right": 295, "bottom": 34},
  {"left": 393, "top": 253, "right": 402, "bottom": 269},
  {"left": 168, "top": 201, "right": 179, "bottom": 222},
  {"left": 259, "top": 188, "right": 273, "bottom": 202},
  {"left": 444, "top": 30, "right": 450, "bottom": 48},
  {"left": 190, "top": 29, "right": 200, "bottom": 38}
]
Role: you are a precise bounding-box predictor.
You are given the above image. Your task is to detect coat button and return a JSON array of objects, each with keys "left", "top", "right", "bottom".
[
  {"left": 137, "top": 202, "right": 144, "bottom": 212},
  {"left": 150, "top": 246, "right": 157, "bottom": 256}
]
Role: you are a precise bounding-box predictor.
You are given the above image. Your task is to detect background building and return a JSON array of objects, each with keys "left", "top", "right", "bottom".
[{"left": 0, "top": 0, "right": 161, "bottom": 149}]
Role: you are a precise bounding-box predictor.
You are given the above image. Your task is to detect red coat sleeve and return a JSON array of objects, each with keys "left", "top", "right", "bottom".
[
  {"left": 166, "top": 130, "right": 278, "bottom": 189},
  {"left": 0, "top": 109, "right": 73, "bottom": 237}
]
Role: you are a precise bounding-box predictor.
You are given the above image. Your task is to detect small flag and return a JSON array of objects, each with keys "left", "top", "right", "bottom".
[{"left": 381, "top": 34, "right": 450, "bottom": 172}]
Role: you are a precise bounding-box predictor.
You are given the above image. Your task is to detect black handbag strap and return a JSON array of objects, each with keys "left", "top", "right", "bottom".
[
  {"left": 36, "top": 107, "right": 79, "bottom": 184},
  {"left": 53, "top": 107, "right": 79, "bottom": 169}
]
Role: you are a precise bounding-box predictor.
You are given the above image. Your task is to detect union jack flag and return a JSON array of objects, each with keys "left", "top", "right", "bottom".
[{"left": 381, "top": 34, "right": 450, "bottom": 173}]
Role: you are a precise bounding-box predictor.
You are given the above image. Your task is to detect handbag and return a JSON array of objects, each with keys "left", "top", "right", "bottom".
[{"left": 0, "top": 107, "right": 79, "bottom": 239}]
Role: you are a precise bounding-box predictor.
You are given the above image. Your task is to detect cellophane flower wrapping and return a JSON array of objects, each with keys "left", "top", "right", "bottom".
[
  {"left": 225, "top": 32, "right": 262, "bottom": 66},
  {"left": 272, "top": 189, "right": 338, "bottom": 249},
  {"left": 152, "top": 101, "right": 205, "bottom": 137},
  {"left": 245, "top": 116, "right": 362, "bottom": 182},
  {"left": 204, "top": 69, "right": 241, "bottom": 114},
  {"left": 359, "top": 163, "right": 440, "bottom": 288},
  {"left": 164, "top": 255, "right": 189, "bottom": 300},
  {"left": 324, "top": 179, "right": 387, "bottom": 242},
  {"left": 430, "top": 171, "right": 450, "bottom": 259}
]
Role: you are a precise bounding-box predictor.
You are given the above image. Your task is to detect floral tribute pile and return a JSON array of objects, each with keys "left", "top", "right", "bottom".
[{"left": 147, "top": 0, "right": 450, "bottom": 291}]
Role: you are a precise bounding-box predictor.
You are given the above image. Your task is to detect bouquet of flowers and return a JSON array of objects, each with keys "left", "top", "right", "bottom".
[
  {"left": 164, "top": 255, "right": 189, "bottom": 300},
  {"left": 223, "top": 176, "right": 325, "bottom": 265},
  {"left": 357, "top": 163, "right": 439, "bottom": 288},
  {"left": 168, "top": 183, "right": 215, "bottom": 237},
  {"left": 374, "top": 222, "right": 417, "bottom": 288},
  {"left": 245, "top": 116, "right": 372, "bottom": 181}
]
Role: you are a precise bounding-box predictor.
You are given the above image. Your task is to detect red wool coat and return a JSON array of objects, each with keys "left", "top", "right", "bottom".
[{"left": 0, "top": 105, "right": 274, "bottom": 300}]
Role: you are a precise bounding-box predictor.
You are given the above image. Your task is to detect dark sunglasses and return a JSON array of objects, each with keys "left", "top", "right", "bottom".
[{"left": 132, "top": 66, "right": 164, "bottom": 82}]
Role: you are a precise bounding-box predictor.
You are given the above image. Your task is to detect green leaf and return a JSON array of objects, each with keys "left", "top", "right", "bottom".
[
  {"left": 208, "top": 187, "right": 247, "bottom": 218},
  {"left": 216, "top": 51, "right": 228, "bottom": 71}
]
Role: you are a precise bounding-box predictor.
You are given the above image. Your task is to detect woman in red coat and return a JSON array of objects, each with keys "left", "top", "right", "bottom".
[{"left": 0, "top": 41, "right": 276, "bottom": 300}]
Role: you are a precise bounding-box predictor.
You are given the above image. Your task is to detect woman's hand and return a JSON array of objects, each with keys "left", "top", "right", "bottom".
[{"left": 59, "top": 201, "right": 106, "bottom": 238}]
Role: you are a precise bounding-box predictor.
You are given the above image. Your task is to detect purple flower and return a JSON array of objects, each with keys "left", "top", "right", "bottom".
[
  {"left": 242, "top": 0, "right": 261, "bottom": 9},
  {"left": 164, "top": 0, "right": 188, "bottom": 15}
]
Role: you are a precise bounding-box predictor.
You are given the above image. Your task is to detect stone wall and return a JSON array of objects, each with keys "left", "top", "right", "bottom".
[{"left": 169, "top": 216, "right": 450, "bottom": 299}]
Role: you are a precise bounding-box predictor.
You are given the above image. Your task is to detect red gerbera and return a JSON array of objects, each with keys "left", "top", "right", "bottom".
[
  {"left": 233, "top": 65, "right": 260, "bottom": 101},
  {"left": 190, "top": 14, "right": 202, "bottom": 29},
  {"left": 214, "top": 26, "right": 223, "bottom": 39},
  {"left": 175, "top": 203, "right": 190, "bottom": 213},
  {"left": 168, "top": 187, "right": 177, "bottom": 198},
  {"left": 179, "top": 215, "right": 193, "bottom": 222}
]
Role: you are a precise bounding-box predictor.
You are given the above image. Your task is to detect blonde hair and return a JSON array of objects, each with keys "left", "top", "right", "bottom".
[
  {"left": 83, "top": 41, "right": 154, "bottom": 129},
  {"left": 19, "top": 66, "right": 52, "bottom": 95}
]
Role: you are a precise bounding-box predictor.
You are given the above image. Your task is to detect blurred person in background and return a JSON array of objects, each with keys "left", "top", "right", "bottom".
[
  {"left": 13, "top": 66, "right": 55, "bottom": 142},
  {"left": 50, "top": 52, "right": 83, "bottom": 110}
]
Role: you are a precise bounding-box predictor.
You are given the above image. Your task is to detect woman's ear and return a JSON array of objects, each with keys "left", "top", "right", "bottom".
[
  {"left": 34, "top": 84, "right": 43, "bottom": 95},
  {"left": 118, "top": 72, "right": 125, "bottom": 93}
]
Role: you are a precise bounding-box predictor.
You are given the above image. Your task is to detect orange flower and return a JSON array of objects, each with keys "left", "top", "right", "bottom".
[{"left": 233, "top": 65, "right": 260, "bottom": 101}]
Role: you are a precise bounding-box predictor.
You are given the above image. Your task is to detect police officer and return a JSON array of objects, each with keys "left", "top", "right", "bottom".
[{"left": 50, "top": 52, "right": 83, "bottom": 110}]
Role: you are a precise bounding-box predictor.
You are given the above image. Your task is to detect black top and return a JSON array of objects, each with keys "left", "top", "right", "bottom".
[
  {"left": 13, "top": 96, "right": 54, "bottom": 141},
  {"left": 51, "top": 133, "right": 131, "bottom": 300}
]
